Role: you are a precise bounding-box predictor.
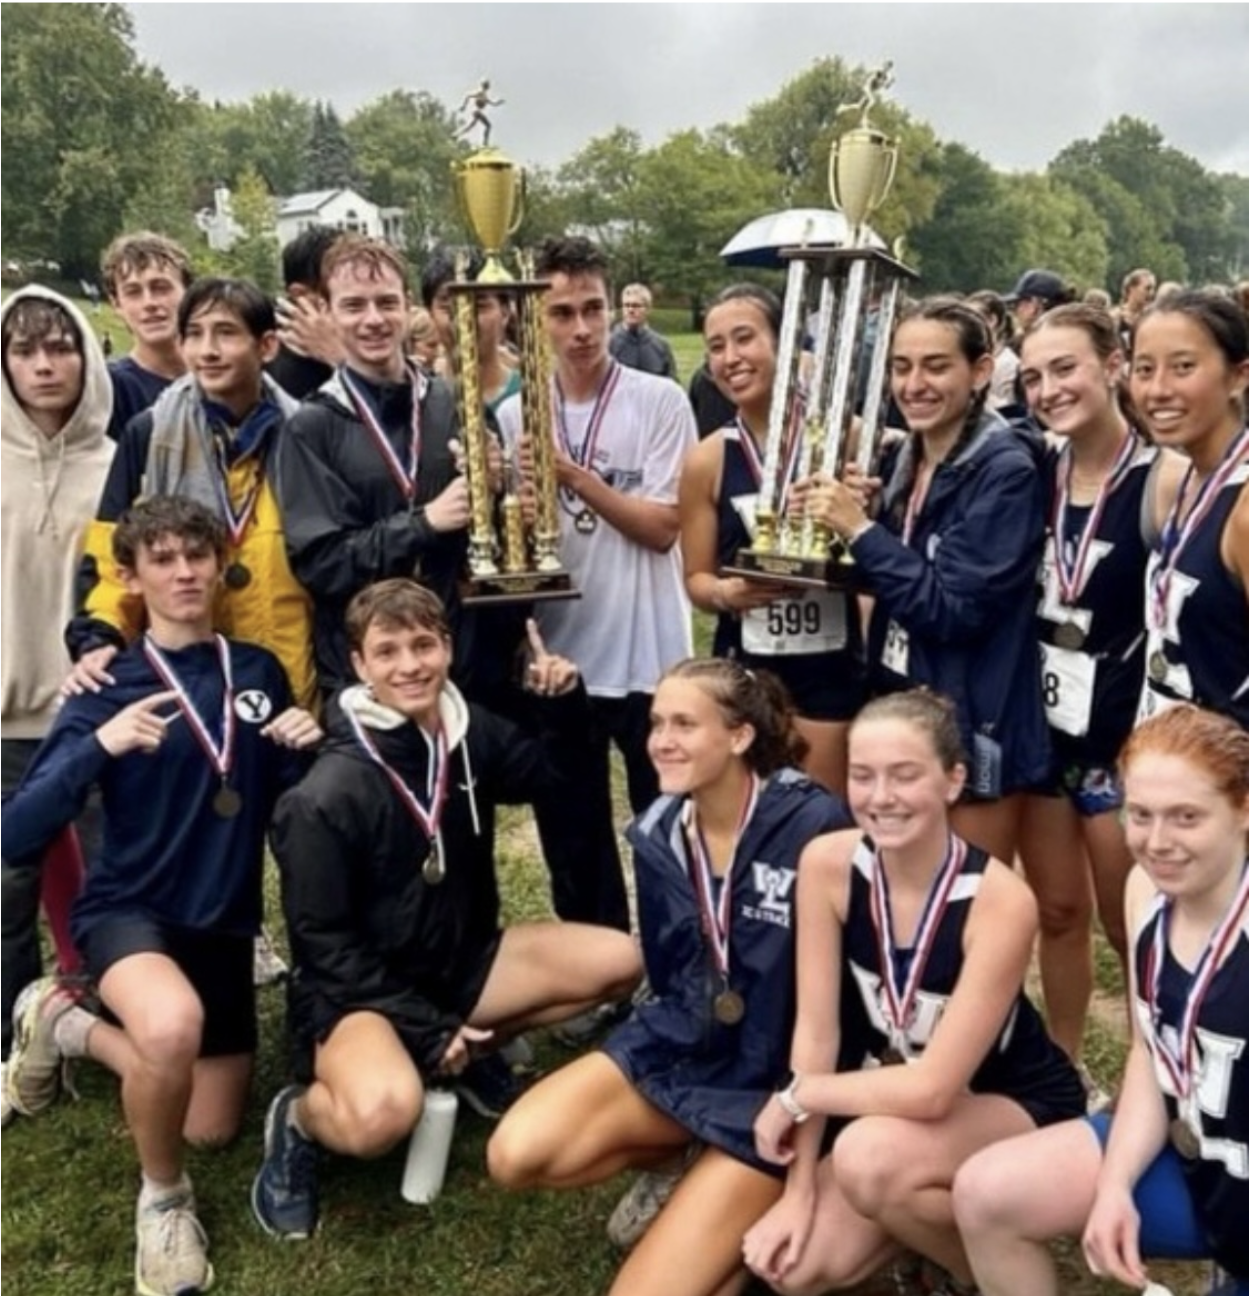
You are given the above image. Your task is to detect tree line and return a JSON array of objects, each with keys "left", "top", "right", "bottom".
[{"left": 3, "top": 3, "right": 1245, "bottom": 309}]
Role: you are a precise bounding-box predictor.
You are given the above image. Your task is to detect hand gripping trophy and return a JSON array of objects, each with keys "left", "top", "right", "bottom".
[
  {"left": 446, "top": 88, "right": 574, "bottom": 603},
  {"left": 724, "top": 61, "right": 916, "bottom": 589}
]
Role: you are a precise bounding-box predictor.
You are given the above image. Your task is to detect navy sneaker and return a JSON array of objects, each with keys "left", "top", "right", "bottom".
[
  {"left": 454, "top": 1053, "right": 526, "bottom": 1120},
  {"left": 251, "top": 1085, "right": 320, "bottom": 1240}
]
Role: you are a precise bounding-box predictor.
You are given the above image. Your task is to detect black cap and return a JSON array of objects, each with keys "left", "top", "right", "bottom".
[{"left": 1006, "top": 269, "right": 1067, "bottom": 306}]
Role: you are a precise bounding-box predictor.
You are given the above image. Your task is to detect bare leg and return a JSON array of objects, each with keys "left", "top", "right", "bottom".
[
  {"left": 795, "top": 717, "right": 849, "bottom": 798},
  {"left": 300, "top": 1011, "right": 423, "bottom": 1158},
  {"left": 488, "top": 1051, "right": 688, "bottom": 1189},
  {"left": 1018, "top": 793, "right": 1094, "bottom": 1061},
  {"left": 469, "top": 921, "right": 641, "bottom": 1034},
  {"left": 950, "top": 792, "right": 1023, "bottom": 865},
  {"left": 95, "top": 954, "right": 204, "bottom": 1183},
  {"left": 1082, "top": 809, "right": 1133, "bottom": 973},
  {"left": 833, "top": 1094, "right": 1037, "bottom": 1282},
  {"left": 770, "top": 1152, "right": 898, "bottom": 1294},
  {"left": 953, "top": 1119, "right": 1101, "bottom": 1296},
  {"left": 608, "top": 1145, "right": 783, "bottom": 1296}
]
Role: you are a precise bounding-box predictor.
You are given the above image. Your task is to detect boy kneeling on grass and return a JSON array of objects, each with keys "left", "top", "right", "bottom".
[
  {"left": 252, "top": 578, "right": 641, "bottom": 1240},
  {"left": 3, "top": 496, "right": 321, "bottom": 1296}
]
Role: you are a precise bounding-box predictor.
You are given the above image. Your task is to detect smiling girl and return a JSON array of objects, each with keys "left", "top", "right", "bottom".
[
  {"left": 678, "top": 285, "right": 866, "bottom": 793},
  {"left": 743, "top": 690, "right": 1082, "bottom": 1295},
  {"left": 488, "top": 658, "right": 850, "bottom": 1296},
  {"left": 1130, "top": 291, "right": 1249, "bottom": 730},
  {"left": 1016, "top": 303, "right": 1186, "bottom": 1073},
  {"left": 954, "top": 705, "right": 1248, "bottom": 1296},
  {"left": 803, "top": 297, "right": 1048, "bottom": 862}
]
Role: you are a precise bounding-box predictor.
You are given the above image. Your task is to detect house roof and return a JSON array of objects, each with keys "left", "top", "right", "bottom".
[{"left": 277, "top": 188, "right": 371, "bottom": 217}]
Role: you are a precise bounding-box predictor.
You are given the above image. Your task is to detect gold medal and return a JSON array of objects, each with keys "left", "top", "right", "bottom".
[
  {"left": 1169, "top": 1116, "right": 1200, "bottom": 1160},
  {"left": 213, "top": 784, "right": 242, "bottom": 818},
  {"left": 879, "top": 1045, "right": 907, "bottom": 1066},
  {"left": 1148, "top": 650, "right": 1169, "bottom": 683},
  {"left": 224, "top": 561, "right": 252, "bottom": 591},
  {"left": 712, "top": 989, "right": 745, "bottom": 1026},
  {"left": 422, "top": 841, "right": 445, "bottom": 885},
  {"left": 1053, "top": 621, "right": 1085, "bottom": 651}
]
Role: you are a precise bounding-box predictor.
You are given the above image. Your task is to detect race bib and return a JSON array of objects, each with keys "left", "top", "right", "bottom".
[
  {"left": 881, "top": 619, "right": 910, "bottom": 677},
  {"left": 1040, "top": 642, "right": 1096, "bottom": 738},
  {"left": 741, "top": 590, "right": 847, "bottom": 655}
]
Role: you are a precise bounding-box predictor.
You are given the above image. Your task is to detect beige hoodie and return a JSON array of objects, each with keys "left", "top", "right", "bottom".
[{"left": 2, "top": 286, "right": 115, "bottom": 739}]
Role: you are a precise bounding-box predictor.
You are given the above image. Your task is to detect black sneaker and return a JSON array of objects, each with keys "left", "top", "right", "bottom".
[
  {"left": 251, "top": 1085, "right": 320, "bottom": 1240},
  {"left": 454, "top": 1053, "right": 526, "bottom": 1120}
]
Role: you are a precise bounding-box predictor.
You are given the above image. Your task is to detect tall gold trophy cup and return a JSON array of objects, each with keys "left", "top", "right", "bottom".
[
  {"left": 448, "top": 135, "right": 575, "bottom": 605},
  {"left": 723, "top": 62, "right": 916, "bottom": 590}
]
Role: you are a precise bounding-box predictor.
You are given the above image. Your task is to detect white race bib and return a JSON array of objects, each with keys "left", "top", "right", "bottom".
[
  {"left": 741, "top": 591, "right": 847, "bottom": 656},
  {"left": 1039, "top": 642, "right": 1096, "bottom": 738},
  {"left": 881, "top": 618, "right": 910, "bottom": 677}
]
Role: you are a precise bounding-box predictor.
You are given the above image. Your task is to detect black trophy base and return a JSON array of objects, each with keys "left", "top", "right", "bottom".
[
  {"left": 721, "top": 547, "right": 854, "bottom": 591},
  {"left": 461, "top": 569, "right": 580, "bottom": 606}
]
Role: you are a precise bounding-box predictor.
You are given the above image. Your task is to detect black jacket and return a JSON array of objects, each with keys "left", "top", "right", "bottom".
[
  {"left": 273, "top": 370, "right": 467, "bottom": 692},
  {"left": 272, "top": 680, "right": 587, "bottom": 1076}
]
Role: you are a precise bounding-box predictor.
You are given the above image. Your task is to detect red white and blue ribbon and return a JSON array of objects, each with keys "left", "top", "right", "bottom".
[
  {"left": 1149, "top": 428, "right": 1248, "bottom": 631},
  {"left": 339, "top": 363, "right": 426, "bottom": 501},
  {"left": 554, "top": 361, "right": 621, "bottom": 511},
  {"left": 1144, "top": 863, "right": 1248, "bottom": 1099},
  {"left": 682, "top": 775, "right": 761, "bottom": 980},
  {"left": 869, "top": 834, "right": 967, "bottom": 1047},
  {"left": 1051, "top": 430, "right": 1140, "bottom": 606},
  {"left": 142, "top": 633, "right": 235, "bottom": 780},
  {"left": 346, "top": 708, "right": 450, "bottom": 849},
  {"left": 736, "top": 400, "right": 805, "bottom": 501}
]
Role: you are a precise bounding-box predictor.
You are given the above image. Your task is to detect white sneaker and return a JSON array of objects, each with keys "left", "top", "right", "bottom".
[{"left": 135, "top": 1182, "right": 214, "bottom": 1295}]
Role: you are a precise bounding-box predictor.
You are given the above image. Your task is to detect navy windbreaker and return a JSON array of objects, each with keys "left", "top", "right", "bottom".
[{"left": 602, "top": 769, "right": 851, "bottom": 1174}]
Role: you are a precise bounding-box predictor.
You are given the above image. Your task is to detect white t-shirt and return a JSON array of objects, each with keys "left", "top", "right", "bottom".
[{"left": 497, "top": 363, "right": 695, "bottom": 695}]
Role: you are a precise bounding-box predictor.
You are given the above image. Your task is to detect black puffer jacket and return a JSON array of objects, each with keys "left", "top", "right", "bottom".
[{"left": 273, "top": 680, "right": 587, "bottom": 1076}]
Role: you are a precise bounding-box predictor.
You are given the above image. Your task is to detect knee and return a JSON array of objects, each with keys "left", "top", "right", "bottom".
[
  {"left": 604, "top": 935, "right": 643, "bottom": 1000},
  {"left": 128, "top": 1000, "right": 204, "bottom": 1069},
  {"left": 1035, "top": 889, "right": 1092, "bottom": 939},
  {"left": 335, "top": 1080, "right": 422, "bottom": 1159},
  {"left": 951, "top": 1146, "right": 1021, "bottom": 1238},
  {"left": 485, "top": 1113, "right": 547, "bottom": 1189},
  {"left": 835, "top": 1119, "right": 910, "bottom": 1219}
]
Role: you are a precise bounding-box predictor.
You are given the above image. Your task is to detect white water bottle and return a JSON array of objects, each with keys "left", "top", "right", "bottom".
[{"left": 400, "top": 1088, "right": 459, "bottom": 1204}]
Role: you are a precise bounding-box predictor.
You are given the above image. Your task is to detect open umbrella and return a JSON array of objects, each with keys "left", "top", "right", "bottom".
[{"left": 719, "top": 207, "right": 884, "bottom": 269}]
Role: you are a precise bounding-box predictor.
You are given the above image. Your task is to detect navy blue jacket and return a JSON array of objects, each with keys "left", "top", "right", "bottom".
[
  {"left": 1, "top": 637, "right": 301, "bottom": 941},
  {"left": 852, "top": 414, "right": 1050, "bottom": 793},
  {"left": 603, "top": 770, "right": 851, "bottom": 1175}
]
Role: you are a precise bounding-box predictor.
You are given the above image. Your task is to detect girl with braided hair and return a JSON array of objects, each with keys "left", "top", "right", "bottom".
[{"left": 803, "top": 296, "right": 1049, "bottom": 863}]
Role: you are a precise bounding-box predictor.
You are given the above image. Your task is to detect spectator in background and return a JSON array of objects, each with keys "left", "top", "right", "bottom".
[
  {"left": 267, "top": 225, "right": 345, "bottom": 400},
  {"left": 610, "top": 283, "right": 678, "bottom": 380},
  {"left": 1005, "top": 268, "right": 1073, "bottom": 334},
  {"left": 101, "top": 232, "right": 193, "bottom": 441},
  {"left": 1083, "top": 288, "right": 1112, "bottom": 311},
  {"left": 1114, "top": 267, "right": 1157, "bottom": 351},
  {"left": 967, "top": 290, "right": 1022, "bottom": 416}
]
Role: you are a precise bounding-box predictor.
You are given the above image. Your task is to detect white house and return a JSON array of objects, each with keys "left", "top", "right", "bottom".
[{"left": 195, "top": 185, "right": 406, "bottom": 253}]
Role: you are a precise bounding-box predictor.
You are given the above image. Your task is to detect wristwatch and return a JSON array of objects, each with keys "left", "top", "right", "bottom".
[{"left": 776, "top": 1071, "right": 810, "bottom": 1124}]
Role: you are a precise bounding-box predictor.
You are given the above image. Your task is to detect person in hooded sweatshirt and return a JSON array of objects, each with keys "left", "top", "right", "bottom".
[
  {"left": 251, "top": 579, "right": 641, "bottom": 1242},
  {"left": 1, "top": 286, "right": 114, "bottom": 1120}
]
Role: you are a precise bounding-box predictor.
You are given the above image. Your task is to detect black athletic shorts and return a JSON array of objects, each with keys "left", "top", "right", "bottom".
[{"left": 80, "top": 914, "right": 257, "bottom": 1058}]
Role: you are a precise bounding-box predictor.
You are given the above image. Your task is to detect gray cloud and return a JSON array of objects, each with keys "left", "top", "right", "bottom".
[{"left": 127, "top": 3, "right": 1248, "bottom": 175}]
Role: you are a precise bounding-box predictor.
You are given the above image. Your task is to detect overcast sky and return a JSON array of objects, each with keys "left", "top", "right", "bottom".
[{"left": 126, "top": 3, "right": 1248, "bottom": 177}]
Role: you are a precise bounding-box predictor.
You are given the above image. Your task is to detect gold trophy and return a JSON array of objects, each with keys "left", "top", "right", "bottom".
[
  {"left": 447, "top": 112, "right": 575, "bottom": 605},
  {"left": 723, "top": 61, "right": 915, "bottom": 590}
]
